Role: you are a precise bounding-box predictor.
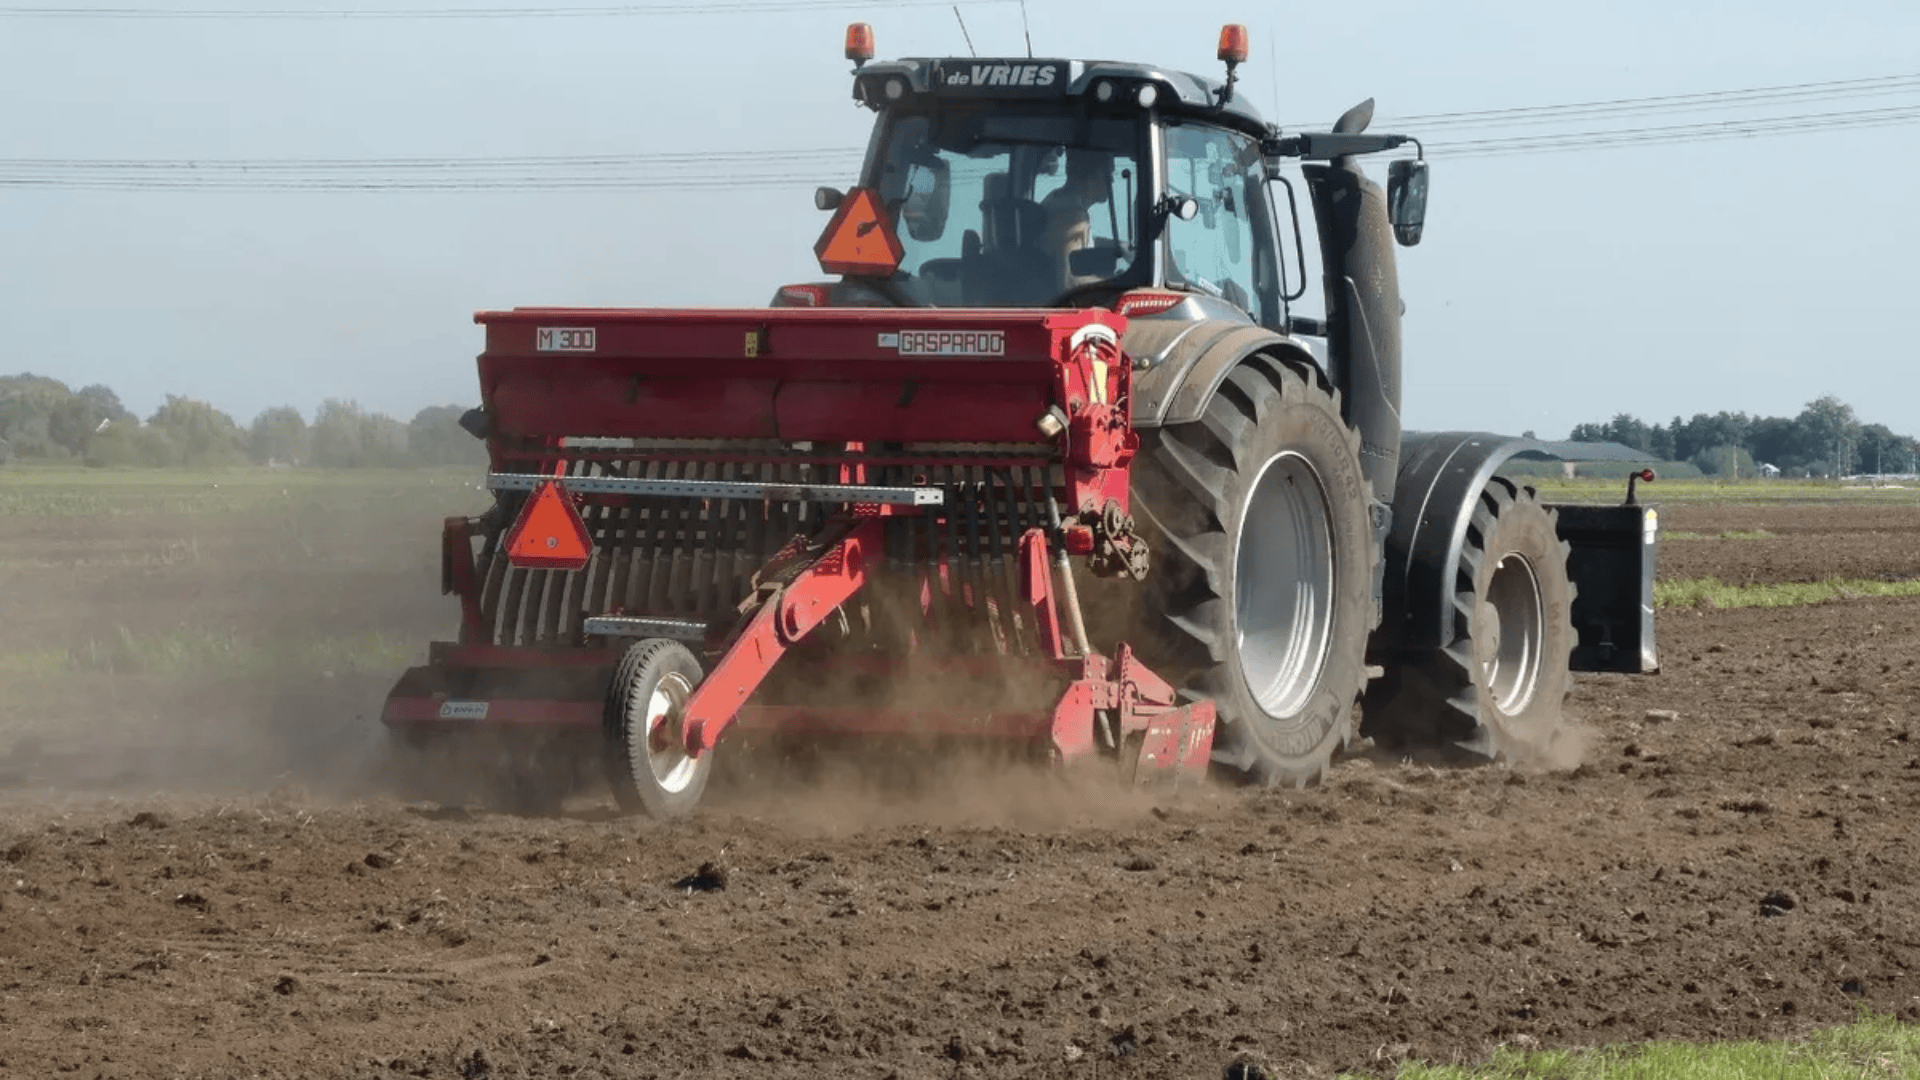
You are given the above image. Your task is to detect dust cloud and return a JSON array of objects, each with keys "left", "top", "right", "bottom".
[
  {"left": 1513, "top": 712, "right": 1597, "bottom": 773},
  {"left": 0, "top": 475, "right": 462, "bottom": 803}
]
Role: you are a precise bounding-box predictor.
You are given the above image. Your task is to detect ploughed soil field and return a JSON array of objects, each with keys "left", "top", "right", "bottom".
[{"left": 2, "top": 480, "right": 1919, "bottom": 1079}]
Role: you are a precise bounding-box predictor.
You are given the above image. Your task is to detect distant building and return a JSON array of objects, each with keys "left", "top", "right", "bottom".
[
  {"left": 1758, "top": 463, "right": 1781, "bottom": 478},
  {"left": 1506, "top": 438, "right": 1659, "bottom": 479}
]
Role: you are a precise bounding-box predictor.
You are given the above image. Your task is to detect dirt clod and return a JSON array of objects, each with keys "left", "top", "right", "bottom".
[
  {"left": 458, "top": 1047, "right": 492, "bottom": 1079},
  {"left": 673, "top": 861, "right": 729, "bottom": 892}
]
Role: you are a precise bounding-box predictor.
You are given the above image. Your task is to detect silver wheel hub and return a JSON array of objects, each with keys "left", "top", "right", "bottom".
[
  {"left": 641, "top": 671, "right": 700, "bottom": 794},
  {"left": 1233, "top": 451, "right": 1336, "bottom": 719},
  {"left": 1480, "top": 553, "right": 1544, "bottom": 715}
]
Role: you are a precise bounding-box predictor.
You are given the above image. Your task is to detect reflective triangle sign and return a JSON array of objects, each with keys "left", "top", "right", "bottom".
[
  {"left": 814, "top": 187, "right": 904, "bottom": 277},
  {"left": 506, "top": 480, "right": 592, "bottom": 571}
]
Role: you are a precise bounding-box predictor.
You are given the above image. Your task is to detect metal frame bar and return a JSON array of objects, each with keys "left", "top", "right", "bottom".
[
  {"left": 487, "top": 471, "right": 943, "bottom": 506},
  {"left": 582, "top": 616, "right": 708, "bottom": 642}
]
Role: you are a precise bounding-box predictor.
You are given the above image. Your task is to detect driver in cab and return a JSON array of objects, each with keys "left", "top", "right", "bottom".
[{"left": 1039, "top": 148, "right": 1115, "bottom": 297}]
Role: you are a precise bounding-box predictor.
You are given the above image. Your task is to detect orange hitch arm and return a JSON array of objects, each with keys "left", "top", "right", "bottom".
[{"left": 680, "top": 518, "right": 884, "bottom": 756}]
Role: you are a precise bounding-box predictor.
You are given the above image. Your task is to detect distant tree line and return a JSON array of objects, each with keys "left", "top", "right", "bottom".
[
  {"left": 1568, "top": 396, "right": 1919, "bottom": 478},
  {"left": 0, "top": 373, "right": 485, "bottom": 469}
]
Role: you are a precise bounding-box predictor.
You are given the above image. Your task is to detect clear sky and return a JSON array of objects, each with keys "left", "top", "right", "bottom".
[{"left": 1, "top": 0, "right": 1914, "bottom": 440}]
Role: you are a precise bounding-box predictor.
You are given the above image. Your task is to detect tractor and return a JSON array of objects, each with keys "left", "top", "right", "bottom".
[{"left": 380, "top": 23, "right": 1658, "bottom": 814}]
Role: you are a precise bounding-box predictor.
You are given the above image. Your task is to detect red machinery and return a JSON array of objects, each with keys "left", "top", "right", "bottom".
[{"left": 382, "top": 304, "right": 1214, "bottom": 814}]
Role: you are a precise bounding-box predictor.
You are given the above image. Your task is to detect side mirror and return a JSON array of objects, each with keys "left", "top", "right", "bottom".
[
  {"left": 1161, "top": 195, "right": 1199, "bottom": 222},
  {"left": 814, "top": 186, "right": 845, "bottom": 212},
  {"left": 1387, "top": 159, "right": 1428, "bottom": 246}
]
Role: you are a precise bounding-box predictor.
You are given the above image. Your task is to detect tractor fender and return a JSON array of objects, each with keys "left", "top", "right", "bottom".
[
  {"left": 1376, "top": 431, "right": 1551, "bottom": 653},
  {"left": 1126, "top": 319, "right": 1322, "bottom": 429}
]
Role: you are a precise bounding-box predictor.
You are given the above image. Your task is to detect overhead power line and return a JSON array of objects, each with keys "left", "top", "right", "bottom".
[
  {"left": 1424, "top": 103, "right": 1920, "bottom": 160},
  {"left": 0, "top": 174, "right": 852, "bottom": 190},
  {"left": 1281, "top": 73, "right": 1920, "bottom": 132},
  {"left": 4, "top": 76, "right": 1917, "bottom": 191},
  {"left": 0, "top": 0, "right": 1011, "bottom": 17},
  {"left": 0, "top": 148, "right": 863, "bottom": 170}
]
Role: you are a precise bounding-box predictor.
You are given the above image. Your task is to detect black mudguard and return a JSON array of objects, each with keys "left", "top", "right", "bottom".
[
  {"left": 1372, "top": 431, "right": 1659, "bottom": 674},
  {"left": 1302, "top": 159, "right": 1403, "bottom": 508},
  {"left": 1126, "top": 320, "right": 1297, "bottom": 428}
]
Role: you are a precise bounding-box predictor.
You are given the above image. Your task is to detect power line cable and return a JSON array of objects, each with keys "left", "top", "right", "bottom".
[
  {"left": 0, "top": 175, "right": 847, "bottom": 190},
  {"left": 9, "top": 90, "right": 1914, "bottom": 180},
  {"left": 1425, "top": 103, "right": 1920, "bottom": 160},
  {"left": 1281, "top": 72, "right": 1920, "bottom": 131},
  {"left": 0, "top": 149, "right": 864, "bottom": 171},
  {"left": 1388, "top": 72, "right": 1920, "bottom": 123},
  {"left": 0, "top": 0, "right": 1011, "bottom": 17},
  {"left": 6, "top": 81, "right": 1919, "bottom": 190},
  {"left": 1390, "top": 80, "right": 1920, "bottom": 133}
]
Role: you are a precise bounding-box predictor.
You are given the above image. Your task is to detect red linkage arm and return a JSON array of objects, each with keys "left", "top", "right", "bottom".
[{"left": 680, "top": 518, "right": 884, "bottom": 756}]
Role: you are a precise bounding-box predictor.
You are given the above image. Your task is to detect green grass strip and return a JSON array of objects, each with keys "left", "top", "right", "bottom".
[
  {"left": 1524, "top": 477, "right": 1920, "bottom": 506},
  {"left": 1660, "top": 529, "right": 1777, "bottom": 541},
  {"left": 1656, "top": 576, "right": 1920, "bottom": 609},
  {"left": 0, "top": 466, "right": 481, "bottom": 519},
  {"left": 1384, "top": 1012, "right": 1920, "bottom": 1079}
]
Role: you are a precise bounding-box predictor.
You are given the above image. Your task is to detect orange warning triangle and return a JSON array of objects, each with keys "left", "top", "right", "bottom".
[
  {"left": 814, "top": 187, "right": 905, "bottom": 277},
  {"left": 506, "top": 480, "right": 592, "bottom": 571}
]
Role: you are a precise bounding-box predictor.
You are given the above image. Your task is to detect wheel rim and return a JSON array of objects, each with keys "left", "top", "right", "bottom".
[
  {"left": 1482, "top": 553, "right": 1545, "bottom": 715},
  {"left": 640, "top": 671, "right": 701, "bottom": 794},
  {"left": 1233, "top": 451, "right": 1336, "bottom": 719}
]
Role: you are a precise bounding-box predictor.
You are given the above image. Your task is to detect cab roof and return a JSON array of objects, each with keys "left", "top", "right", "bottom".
[{"left": 853, "top": 56, "right": 1273, "bottom": 140}]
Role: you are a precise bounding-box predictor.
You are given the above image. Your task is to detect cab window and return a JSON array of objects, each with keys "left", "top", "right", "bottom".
[
  {"left": 870, "top": 110, "right": 1146, "bottom": 307},
  {"left": 1163, "top": 123, "right": 1278, "bottom": 326}
]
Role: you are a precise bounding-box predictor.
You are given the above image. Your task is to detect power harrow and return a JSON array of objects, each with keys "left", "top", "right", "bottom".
[{"left": 382, "top": 306, "right": 1214, "bottom": 814}]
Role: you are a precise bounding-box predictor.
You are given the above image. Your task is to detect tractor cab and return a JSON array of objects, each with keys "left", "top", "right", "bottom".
[{"left": 784, "top": 23, "right": 1428, "bottom": 336}]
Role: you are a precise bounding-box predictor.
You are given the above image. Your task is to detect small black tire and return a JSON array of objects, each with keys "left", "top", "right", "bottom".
[
  {"left": 1130, "top": 354, "right": 1377, "bottom": 788},
  {"left": 1363, "top": 477, "right": 1576, "bottom": 762},
  {"left": 604, "top": 639, "right": 711, "bottom": 818}
]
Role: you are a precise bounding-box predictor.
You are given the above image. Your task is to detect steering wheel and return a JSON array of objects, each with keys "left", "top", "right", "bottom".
[{"left": 1049, "top": 281, "right": 1125, "bottom": 310}]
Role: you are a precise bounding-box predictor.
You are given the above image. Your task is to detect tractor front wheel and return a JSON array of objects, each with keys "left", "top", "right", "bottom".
[{"left": 605, "top": 639, "right": 712, "bottom": 817}]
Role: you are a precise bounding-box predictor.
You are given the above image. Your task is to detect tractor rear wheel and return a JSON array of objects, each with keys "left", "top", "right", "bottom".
[
  {"left": 1362, "top": 477, "right": 1576, "bottom": 762},
  {"left": 604, "top": 638, "right": 712, "bottom": 817},
  {"left": 1130, "top": 355, "right": 1377, "bottom": 788}
]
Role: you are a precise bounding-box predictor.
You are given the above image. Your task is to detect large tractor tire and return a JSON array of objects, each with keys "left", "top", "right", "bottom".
[
  {"left": 1129, "top": 355, "right": 1378, "bottom": 788},
  {"left": 1363, "top": 477, "right": 1576, "bottom": 762}
]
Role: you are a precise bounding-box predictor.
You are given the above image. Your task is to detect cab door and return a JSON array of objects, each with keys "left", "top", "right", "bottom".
[{"left": 1162, "top": 122, "right": 1283, "bottom": 329}]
